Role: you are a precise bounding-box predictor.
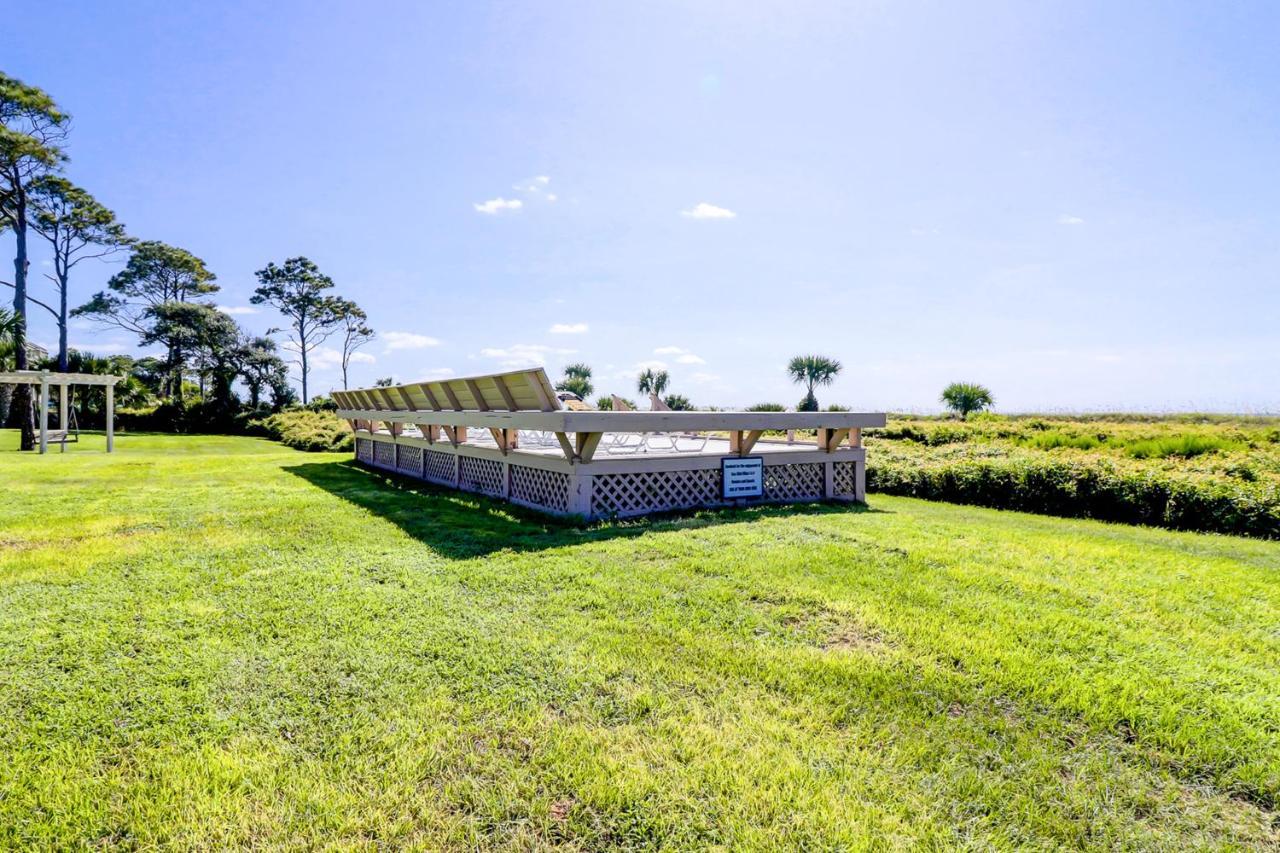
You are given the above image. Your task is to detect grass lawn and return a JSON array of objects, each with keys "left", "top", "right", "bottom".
[{"left": 2, "top": 431, "right": 1279, "bottom": 848}]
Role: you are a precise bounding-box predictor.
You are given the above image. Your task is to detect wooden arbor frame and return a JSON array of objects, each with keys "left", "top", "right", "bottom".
[
  {"left": 333, "top": 369, "right": 886, "bottom": 519},
  {"left": 0, "top": 370, "right": 124, "bottom": 454}
]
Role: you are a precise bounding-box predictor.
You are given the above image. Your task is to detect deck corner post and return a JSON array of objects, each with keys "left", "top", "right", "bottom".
[
  {"left": 567, "top": 470, "right": 593, "bottom": 517},
  {"left": 855, "top": 457, "right": 867, "bottom": 502},
  {"left": 823, "top": 460, "right": 835, "bottom": 499}
]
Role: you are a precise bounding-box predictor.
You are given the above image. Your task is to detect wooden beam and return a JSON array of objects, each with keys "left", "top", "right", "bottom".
[
  {"left": 529, "top": 372, "right": 557, "bottom": 411},
  {"left": 848, "top": 428, "right": 862, "bottom": 448},
  {"left": 489, "top": 427, "right": 507, "bottom": 453},
  {"left": 575, "top": 431, "right": 604, "bottom": 463},
  {"left": 414, "top": 423, "right": 436, "bottom": 443},
  {"left": 825, "top": 428, "right": 850, "bottom": 452},
  {"left": 492, "top": 374, "right": 518, "bottom": 411},
  {"left": 463, "top": 378, "right": 490, "bottom": 411},
  {"left": 395, "top": 386, "right": 417, "bottom": 412},
  {"left": 376, "top": 388, "right": 401, "bottom": 411},
  {"left": 418, "top": 383, "right": 443, "bottom": 411},
  {"left": 741, "top": 429, "right": 763, "bottom": 455},
  {"left": 555, "top": 431, "right": 576, "bottom": 462},
  {"left": 440, "top": 382, "right": 463, "bottom": 411}
]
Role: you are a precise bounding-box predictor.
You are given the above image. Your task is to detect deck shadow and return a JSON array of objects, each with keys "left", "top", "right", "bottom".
[{"left": 285, "top": 459, "right": 878, "bottom": 559}]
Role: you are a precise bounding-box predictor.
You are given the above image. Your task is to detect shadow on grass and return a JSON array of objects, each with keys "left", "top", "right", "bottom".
[{"left": 285, "top": 459, "right": 878, "bottom": 559}]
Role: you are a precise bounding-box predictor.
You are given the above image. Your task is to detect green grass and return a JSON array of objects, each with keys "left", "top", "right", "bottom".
[{"left": 3, "top": 432, "right": 1279, "bottom": 848}]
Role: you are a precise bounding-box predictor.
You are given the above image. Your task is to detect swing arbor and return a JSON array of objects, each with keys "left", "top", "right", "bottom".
[{"left": 0, "top": 370, "right": 123, "bottom": 453}]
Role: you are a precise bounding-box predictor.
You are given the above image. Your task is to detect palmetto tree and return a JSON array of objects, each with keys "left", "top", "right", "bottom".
[
  {"left": 556, "top": 362, "right": 593, "bottom": 399},
  {"left": 787, "top": 354, "right": 842, "bottom": 411},
  {"left": 940, "top": 382, "right": 994, "bottom": 419},
  {"left": 636, "top": 367, "right": 670, "bottom": 397}
]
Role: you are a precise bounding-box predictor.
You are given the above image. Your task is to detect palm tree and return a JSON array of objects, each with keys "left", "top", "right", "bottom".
[
  {"left": 636, "top": 368, "right": 670, "bottom": 397},
  {"left": 940, "top": 382, "right": 994, "bottom": 419},
  {"left": 556, "top": 362, "right": 593, "bottom": 399},
  {"left": 787, "top": 354, "right": 842, "bottom": 411}
]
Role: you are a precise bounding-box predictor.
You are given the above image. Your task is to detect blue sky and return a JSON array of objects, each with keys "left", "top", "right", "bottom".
[{"left": 5, "top": 1, "right": 1278, "bottom": 411}]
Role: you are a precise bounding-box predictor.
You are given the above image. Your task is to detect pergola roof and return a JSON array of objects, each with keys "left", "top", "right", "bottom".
[
  {"left": 0, "top": 370, "right": 123, "bottom": 387},
  {"left": 333, "top": 368, "right": 562, "bottom": 414}
]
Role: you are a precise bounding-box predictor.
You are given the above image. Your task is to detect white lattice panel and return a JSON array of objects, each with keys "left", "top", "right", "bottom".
[
  {"left": 373, "top": 441, "right": 395, "bottom": 468},
  {"left": 423, "top": 449, "right": 455, "bottom": 484},
  {"left": 763, "top": 463, "right": 823, "bottom": 501},
  {"left": 591, "top": 469, "right": 721, "bottom": 517},
  {"left": 833, "top": 462, "right": 857, "bottom": 496},
  {"left": 355, "top": 438, "right": 373, "bottom": 463},
  {"left": 460, "top": 456, "right": 505, "bottom": 496},
  {"left": 509, "top": 465, "right": 569, "bottom": 513},
  {"left": 397, "top": 444, "right": 422, "bottom": 475}
]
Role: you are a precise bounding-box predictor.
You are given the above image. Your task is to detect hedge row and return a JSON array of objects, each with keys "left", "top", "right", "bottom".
[
  {"left": 250, "top": 410, "right": 353, "bottom": 453},
  {"left": 868, "top": 456, "right": 1280, "bottom": 539}
]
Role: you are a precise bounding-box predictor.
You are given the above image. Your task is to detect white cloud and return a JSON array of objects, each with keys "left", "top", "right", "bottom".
[
  {"left": 653, "top": 345, "right": 705, "bottom": 364},
  {"left": 513, "top": 175, "right": 557, "bottom": 203},
  {"left": 1058, "top": 214, "right": 1085, "bottom": 225},
  {"left": 348, "top": 352, "right": 377, "bottom": 365},
  {"left": 549, "top": 322, "right": 589, "bottom": 335},
  {"left": 383, "top": 331, "right": 442, "bottom": 351},
  {"left": 478, "top": 343, "right": 576, "bottom": 368},
  {"left": 420, "top": 367, "right": 455, "bottom": 379},
  {"left": 633, "top": 359, "right": 669, "bottom": 372},
  {"left": 681, "top": 202, "right": 736, "bottom": 220},
  {"left": 474, "top": 197, "right": 523, "bottom": 214},
  {"left": 308, "top": 347, "right": 344, "bottom": 369},
  {"left": 217, "top": 305, "right": 258, "bottom": 316}
]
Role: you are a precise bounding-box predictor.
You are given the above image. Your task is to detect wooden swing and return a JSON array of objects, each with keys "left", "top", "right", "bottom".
[{"left": 0, "top": 370, "right": 122, "bottom": 453}]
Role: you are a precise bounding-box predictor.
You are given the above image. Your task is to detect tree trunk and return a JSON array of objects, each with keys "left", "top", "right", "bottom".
[
  {"left": 57, "top": 270, "right": 68, "bottom": 372},
  {"left": 13, "top": 216, "right": 35, "bottom": 451},
  {"left": 301, "top": 344, "right": 309, "bottom": 404}
]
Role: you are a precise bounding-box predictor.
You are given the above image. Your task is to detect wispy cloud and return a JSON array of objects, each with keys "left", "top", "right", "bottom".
[
  {"left": 549, "top": 322, "right": 588, "bottom": 335},
  {"left": 419, "top": 367, "right": 455, "bottom": 379},
  {"left": 217, "top": 305, "right": 258, "bottom": 316},
  {"left": 681, "top": 202, "right": 736, "bottom": 220},
  {"left": 1058, "top": 214, "right": 1085, "bottom": 226},
  {"left": 383, "top": 331, "right": 442, "bottom": 351},
  {"left": 478, "top": 343, "right": 576, "bottom": 368},
  {"left": 689, "top": 372, "right": 721, "bottom": 384},
  {"left": 653, "top": 345, "right": 705, "bottom": 364},
  {"left": 474, "top": 197, "right": 523, "bottom": 215}
]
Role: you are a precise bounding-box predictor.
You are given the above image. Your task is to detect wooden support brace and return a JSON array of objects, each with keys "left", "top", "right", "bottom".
[
  {"left": 825, "top": 428, "right": 850, "bottom": 452},
  {"left": 555, "top": 431, "right": 577, "bottom": 462},
  {"left": 575, "top": 431, "right": 603, "bottom": 463}
]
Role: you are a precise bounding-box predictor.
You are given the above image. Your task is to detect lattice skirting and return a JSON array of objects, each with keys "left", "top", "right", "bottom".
[
  {"left": 460, "top": 456, "right": 505, "bottom": 496},
  {"left": 591, "top": 468, "right": 721, "bottom": 517},
  {"left": 396, "top": 444, "right": 422, "bottom": 475},
  {"left": 355, "top": 437, "right": 863, "bottom": 518},
  {"left": 423, "top": 449, "right": 455, "bottom": 485},
  {"left": 762, "top": 463, "right": 824, "bottom": 501},
  {"left": 509, "top": 465, "right": 570, "bottom": 513},
  {"left": 833, "top": 461, "right": 856, "bottom": 497}
]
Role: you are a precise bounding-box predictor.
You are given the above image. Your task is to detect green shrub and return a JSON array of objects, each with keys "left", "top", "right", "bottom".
[
  {"left": 252, "top": 410, "right": 353, "bottom": 452},
  {"left": 746, "top": 402, "right": 786, "bottom": 412},
  {"left": 867, "top": 454, "right": 1280, "bottom": 539},
  {"left": 1021, "top": 431, "right": 1102, "bottom": 451},
  {"left": 1125, "top": 435, "right": 1242, "bottom": 459}
]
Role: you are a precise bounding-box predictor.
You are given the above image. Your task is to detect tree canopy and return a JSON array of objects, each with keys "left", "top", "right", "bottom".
[
  {"left": 941, "top": 382, "right": 994, "bottom": 419},
  {"left": 787, "top": 354, "right": 842, "bottom": 411},
  {"left": 556, "top": 362, "right": 594, "bottom": 399},
  {"left": 252, "top": 256, "right": 345, "bottom": 404}
]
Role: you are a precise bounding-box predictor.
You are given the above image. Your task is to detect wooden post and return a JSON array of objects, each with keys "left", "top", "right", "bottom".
[
  {"left": 823, "top": 460, "right": 835, "bottom": 499},
  {"left": 59, "top": 383, "right": 68, "bottom": 430},
  {"left": 106, "top": 383, "right": 115, "bottom": 453},
  {"left": 855, "top": 458, "right": 866, "bottom": 501},
  {"left": 38, "top": 376, "right": 48, "bottom": 454}
]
